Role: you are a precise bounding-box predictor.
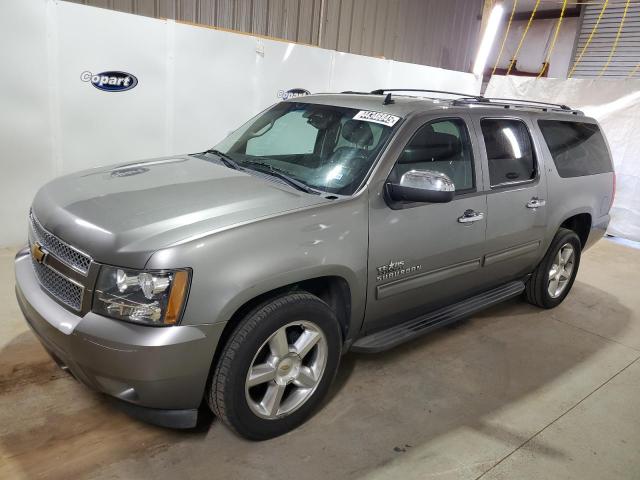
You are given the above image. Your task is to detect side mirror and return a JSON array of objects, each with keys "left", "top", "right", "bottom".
[{"left": 387, "top": 169, "right": 455, "bottom": 203}]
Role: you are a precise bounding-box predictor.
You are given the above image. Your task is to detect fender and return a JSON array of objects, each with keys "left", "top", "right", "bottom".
[{"left": 146, "top": 194, "right": 370, "bottom": 338}]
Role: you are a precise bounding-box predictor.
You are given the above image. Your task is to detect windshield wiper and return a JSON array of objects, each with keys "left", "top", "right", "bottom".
[
  {"left": 202, "top": 151, "right": 319, "bottom": 195},
  {"left": 242, "top": 160, "right": 320, "bottom": 195},
  {"left": 202, "top": 149, "right": 242, "bottom": 170}
]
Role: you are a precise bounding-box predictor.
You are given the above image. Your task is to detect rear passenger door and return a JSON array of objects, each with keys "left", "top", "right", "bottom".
[{"left": 472, "top": 115, "right": 548, "bottom": 283}]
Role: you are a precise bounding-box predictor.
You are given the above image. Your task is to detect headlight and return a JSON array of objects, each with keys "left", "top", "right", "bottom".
[{"left": 93, "top": 266, "right": 190, "bottom": 326}]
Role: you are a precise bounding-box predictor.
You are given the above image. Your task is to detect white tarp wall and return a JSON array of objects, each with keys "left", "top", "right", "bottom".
[
  {"left": 486, "top": 76, "right": 640, "bottom": 242},
  {"left": 0, "top": 0, "right": 480, "bottom": 247}
]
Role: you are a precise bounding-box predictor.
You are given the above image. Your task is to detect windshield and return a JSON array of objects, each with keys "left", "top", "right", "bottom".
[{"left": 213, "top": 102, "right": 398, "bottom": 195}]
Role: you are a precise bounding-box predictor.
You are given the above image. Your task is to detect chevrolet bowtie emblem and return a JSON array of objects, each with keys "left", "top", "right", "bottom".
[{"left": 31, "top": 242, "right": 47, "bottom": 264}]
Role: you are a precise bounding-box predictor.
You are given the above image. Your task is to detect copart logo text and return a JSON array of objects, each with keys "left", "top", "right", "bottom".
[
  {"left": 277, "top": 88, "right": 310, "bottom": 100},
  {"left": 81, "top": 71, "right": 138, "bottom": 92}
]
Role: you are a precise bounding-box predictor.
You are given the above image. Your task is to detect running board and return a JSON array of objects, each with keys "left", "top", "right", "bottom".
[{"left": 351, "top": 281, "right": 525, "bottom": 353}]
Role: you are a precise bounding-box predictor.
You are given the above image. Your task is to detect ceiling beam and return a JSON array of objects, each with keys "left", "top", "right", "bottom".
[{"left": 512, "top": 7, "right": 581, "bottom": 22}]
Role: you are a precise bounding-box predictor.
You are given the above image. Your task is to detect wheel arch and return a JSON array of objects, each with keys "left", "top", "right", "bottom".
[
  {"left": 223, "top": 275, "right": 352, "bottom": 339},
  {"left": 559, "top": 212, "right": 592, "bottom": 248},
  {"left": 207, "top": 274, "right": 354, "bottom": 388}
]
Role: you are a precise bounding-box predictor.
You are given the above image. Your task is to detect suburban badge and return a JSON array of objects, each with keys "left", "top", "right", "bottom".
[{"left": 376, "top": 260, "right": 421, "bottom": 282}]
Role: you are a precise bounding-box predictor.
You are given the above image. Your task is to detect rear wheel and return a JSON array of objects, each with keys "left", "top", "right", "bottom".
[
  {"left": 208, "top": 292, "right": 341, "bottom": 440},
  {"left": 525, "top": 228, "right": 581, "bottom": 308}
]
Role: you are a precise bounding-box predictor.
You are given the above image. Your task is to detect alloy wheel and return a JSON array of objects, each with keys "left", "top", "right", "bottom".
[
  {"left": 245, "top": 320, "right": 328, "bottom": 420},
  {"left": 547, "top": 243, "right": 575, "bottom": 298}
]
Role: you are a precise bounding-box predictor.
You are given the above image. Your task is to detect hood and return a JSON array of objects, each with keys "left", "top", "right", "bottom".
[{"left": 32, "top": 155, "right": 329, "bottom": 268}]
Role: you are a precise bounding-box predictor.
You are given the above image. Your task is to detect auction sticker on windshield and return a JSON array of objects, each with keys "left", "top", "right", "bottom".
[{"left": 353, "top": 110, "right": 400, "bottom": 127}]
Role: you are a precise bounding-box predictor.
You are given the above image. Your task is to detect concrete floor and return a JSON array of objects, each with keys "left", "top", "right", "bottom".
[{"left": 1, "top": 239, "right": 639, "bottom": 480}]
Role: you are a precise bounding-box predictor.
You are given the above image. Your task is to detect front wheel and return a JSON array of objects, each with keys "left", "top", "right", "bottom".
[
  {"left": 525, "top": 228, "right": 581, "bottom": 308},
  {"left": 208, "top": 292, "right": 341, "bottom": 440}
]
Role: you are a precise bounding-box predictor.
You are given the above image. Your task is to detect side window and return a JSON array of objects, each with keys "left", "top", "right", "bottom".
[
  {"left": 537, "top": 120, "right": 612, "bottom": 177},
  {"left": 480, "top": 118, "right": 536, "bottom": 187},
  {"left": 246, "top": 110, "right": 318, "bottom": 156},
  {"left": 392, "top": 118, "right": 475, "bottom": 192}
]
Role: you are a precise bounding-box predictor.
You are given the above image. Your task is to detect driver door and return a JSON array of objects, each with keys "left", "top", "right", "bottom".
[{"left": 365, "top": 115, "right": 488, "bottom": 332}]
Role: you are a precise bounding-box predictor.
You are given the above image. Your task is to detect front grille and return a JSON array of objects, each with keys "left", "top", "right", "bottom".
[
  {"left": 30, "top": 213, "right": 92, "bottom": 274},
  {"left": 31, "top": 256, "right": 84, "bottom": 311}
]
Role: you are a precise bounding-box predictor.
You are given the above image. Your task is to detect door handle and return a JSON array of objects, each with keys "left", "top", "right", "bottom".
[
  {"left": 458, "top": 209, "right": 484, "bottom": 223},
  {"left": 527, "top": 197, "right": 546, "bottom": 209}
]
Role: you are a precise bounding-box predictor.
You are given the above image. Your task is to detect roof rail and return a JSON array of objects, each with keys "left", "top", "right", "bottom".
[
  {"left": 370, "top": 88, "right": 482, "bottom": 100},
  {"left": 358, "top": 89, "right": 581, "bottom": 114},
  {"left": 452, "top": 96, "right": 581, "bottom": 114},
  {"left": 487, "top": 97, "right": 572, "bottom": 110}
]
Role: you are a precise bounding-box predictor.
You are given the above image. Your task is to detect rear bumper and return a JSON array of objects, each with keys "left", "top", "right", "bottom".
[{"left": 15, "top": 248, "right": 225, "bottom": 428}]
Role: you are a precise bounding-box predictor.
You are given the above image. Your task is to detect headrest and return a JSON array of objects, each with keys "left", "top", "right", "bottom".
[
  {"left": 304, "top": 108, "right": 340, "bottom": 130},
  {"left": 398, "top": 129, "right": 461, "bottom": 164},
  {"left": 410, "top": 129, "right": 455, "bottom": 148},
  {"left": 341, "top": 120, "right": 374, "bottom": 146}
]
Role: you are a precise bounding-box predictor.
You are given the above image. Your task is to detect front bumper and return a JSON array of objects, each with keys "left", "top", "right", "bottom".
[{"left": 15, "top": 248, "right": 225, "bottom": 428}]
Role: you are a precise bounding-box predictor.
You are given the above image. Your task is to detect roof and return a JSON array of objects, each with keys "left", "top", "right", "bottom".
[
  {"left": 292, "top": 91, "right": 585, "bottom": 118},
  {"left": 293, "top": 93, "right": 450, "bottom": 117}
]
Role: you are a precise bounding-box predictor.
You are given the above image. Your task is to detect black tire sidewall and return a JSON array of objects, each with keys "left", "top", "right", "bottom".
[
  {"left": 537, "top": 230, "right": 582, "bottom": 308},
  {"left": 218, "top": 294, "right": 341, "bottom": 440}
]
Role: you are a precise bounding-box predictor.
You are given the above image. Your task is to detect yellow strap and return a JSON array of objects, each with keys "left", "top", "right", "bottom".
[
  {"left": 507, "top": 0, "right": 540, "bottom": 75},
  {"left": 492, "top": 0, "right": 518, "bottom": 76},
  {"left": 568, "top": 0, "right": 609, "bottom": 78},
  {"left": 629, "top": 64, "right": 640, "bottom": 78},
  {"left": 537, "top": 0, "right": 568, "bottom": 78},
  {"left": 599, "top": 0, "right": 630, "bottom": 76}
]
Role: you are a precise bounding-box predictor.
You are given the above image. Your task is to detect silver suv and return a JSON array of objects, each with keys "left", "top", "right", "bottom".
[{"left": 15, "top": 89, "right": 615, "bottom": 439}]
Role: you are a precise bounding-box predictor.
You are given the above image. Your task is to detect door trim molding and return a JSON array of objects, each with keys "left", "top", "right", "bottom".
[
  {"left": 484, "top": 240, "right": 541, "bottom": 266},
  {"left": 376, "top": 258, "right": 482, "bottom": 300}
]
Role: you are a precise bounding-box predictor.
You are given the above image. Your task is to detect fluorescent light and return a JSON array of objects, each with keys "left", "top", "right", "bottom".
[
  {"left": 283, "top": 43, "right": 295, "bottom": 62},
  {"left": 502, "top": 127, "right": 522, "bottom": 158},
  {"left": 473, "top": 4, "right": 505, "bottom": 77}
]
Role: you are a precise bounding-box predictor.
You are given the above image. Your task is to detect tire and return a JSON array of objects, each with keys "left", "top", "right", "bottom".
[
  {"left": 525, "top": 228, "right": 581, "bottom": 309},
  {"left": 208, "top": 292, "right": 342, "bottom": 440}
]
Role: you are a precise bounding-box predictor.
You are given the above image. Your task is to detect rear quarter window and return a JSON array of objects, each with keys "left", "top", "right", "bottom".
[{"left": 538, "top": 120, "right": 612, "bottom": 177}]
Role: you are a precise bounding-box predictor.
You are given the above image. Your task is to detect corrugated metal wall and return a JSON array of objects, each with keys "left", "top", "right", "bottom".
[
  {"left": 570, "top": 0, "right": 640, "bottom": 78},
  {"left": 66, "top": 0, "right": 483, "bottom": 72}
]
